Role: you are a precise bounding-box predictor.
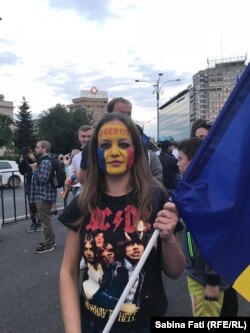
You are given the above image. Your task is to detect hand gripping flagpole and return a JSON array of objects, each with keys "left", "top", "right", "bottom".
[{"left": 102, "top": 229, "right": 160, "bottom": 333}]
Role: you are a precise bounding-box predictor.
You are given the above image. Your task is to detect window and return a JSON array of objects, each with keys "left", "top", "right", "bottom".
[{"left": 0, "top": 161, "right": 12, "bottom": 169}]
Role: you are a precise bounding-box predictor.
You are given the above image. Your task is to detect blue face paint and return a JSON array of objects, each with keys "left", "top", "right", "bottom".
[{"left": 97, "top": 147, "right": 106, "bottom": 172}]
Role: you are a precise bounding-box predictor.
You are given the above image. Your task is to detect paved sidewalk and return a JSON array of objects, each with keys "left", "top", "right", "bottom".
[{"left": 0, "top": 217, "right": 66, "bottom": 333}]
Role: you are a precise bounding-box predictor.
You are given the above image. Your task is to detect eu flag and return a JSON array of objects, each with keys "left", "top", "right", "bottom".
[{"left": 172, "top": 63, "right": 250, "bottom": 302}]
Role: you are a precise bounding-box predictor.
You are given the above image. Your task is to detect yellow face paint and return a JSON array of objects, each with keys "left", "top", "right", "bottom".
[{"left": 97, "top": 121, "right": 135, "bottom": 175}]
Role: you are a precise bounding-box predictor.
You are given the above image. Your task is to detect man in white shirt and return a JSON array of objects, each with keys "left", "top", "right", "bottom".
[{"left": 66, "top": 125, "right": 94, "bottom": 195}]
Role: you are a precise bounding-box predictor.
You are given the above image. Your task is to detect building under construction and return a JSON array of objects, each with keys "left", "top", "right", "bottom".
[{"left": 190, "top": 55, "right": 247, "bottom": 125}]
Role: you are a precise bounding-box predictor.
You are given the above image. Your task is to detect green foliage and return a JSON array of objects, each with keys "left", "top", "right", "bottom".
[
  {"left": 1, "top": 146, "right": 18, "bottom": 161},
  {"left": 13, "top": 97, "right": 37, "bottom": 151},
  {"left": 0, "top": 114, "right": 13, "bottom": 148},
  {"left": 37, "top": 104, "right": 92, "bottom": 154}
]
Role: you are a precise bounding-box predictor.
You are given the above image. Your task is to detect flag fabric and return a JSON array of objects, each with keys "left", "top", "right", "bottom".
[
  {"left": 141, "top": 132, "right": 150, "bottom": 144},
  {"left": 171, "top": 63, "right": 250, "bottom": 302}
]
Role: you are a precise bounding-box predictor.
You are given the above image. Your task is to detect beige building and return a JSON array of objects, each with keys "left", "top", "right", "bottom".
[
  {"left": 68, "top": 88, "right": 108, "bottom": 127},
  {"left": 0, "top": 94, "right": 14, "bottom": 119},
  {"left": 0, "top": 94, "right": 14, "bottom": 156}
]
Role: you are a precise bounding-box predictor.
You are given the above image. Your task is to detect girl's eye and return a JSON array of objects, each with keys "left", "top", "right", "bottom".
[
  {"left": 119, "top": 142, "right": 130, "bottom": 149},
  {"left": 100, "top": 143, "right": 111, "bottom": 150},
  {"left": 99, "top": 141, "right": 131, "bottom": 150}
]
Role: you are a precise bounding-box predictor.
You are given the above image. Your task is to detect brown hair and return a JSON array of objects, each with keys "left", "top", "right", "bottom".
[
  {"left": 177, "top": 137, "right": 202, "bottom": 161},
  {"left": 38, "top": 140, "right": 51, "bottom": 153},
  {"left": 78, "top": 125, "right": 94, "bottom": 134},
  {"left": 107, "top": 97, "right": 132, "bottom": 113}
]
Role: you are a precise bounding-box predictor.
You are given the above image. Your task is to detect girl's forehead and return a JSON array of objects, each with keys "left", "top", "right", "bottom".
[{"left": 98, "top": 121, "right": 131, "bottom": 139}]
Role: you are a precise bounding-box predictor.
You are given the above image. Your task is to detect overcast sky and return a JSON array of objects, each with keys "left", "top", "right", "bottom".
[{"left": 1, "top": 0, "right": 250, "bottom": 138}]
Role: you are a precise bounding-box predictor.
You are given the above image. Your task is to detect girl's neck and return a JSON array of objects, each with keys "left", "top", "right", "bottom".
[{"left": 105, "top": 172, "right": 132, "bottom": 196}]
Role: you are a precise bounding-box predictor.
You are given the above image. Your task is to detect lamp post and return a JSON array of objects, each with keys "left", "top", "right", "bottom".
[{"left": 135, "top": 74, "right": 180, "bottom": 141}]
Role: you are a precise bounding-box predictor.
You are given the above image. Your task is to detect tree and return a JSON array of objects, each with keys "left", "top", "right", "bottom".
[
  {"left": 37, "top": 104, "right": 92, "bottom": 154},
  {"left": 13, "top": 97, "right": 37, "bottom": 150},
  {"left": 70, "top": 106, "right": 93, "bottom": 147},
  {"left": 0, "top": 114, "right": 13, "bottom": 148}
]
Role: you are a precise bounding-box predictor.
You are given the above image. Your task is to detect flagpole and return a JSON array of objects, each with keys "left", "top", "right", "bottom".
[{"left": 102, "top": 229, "right": 160, "bottom": 333}]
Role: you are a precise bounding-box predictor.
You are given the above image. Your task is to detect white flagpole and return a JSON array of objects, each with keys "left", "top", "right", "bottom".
[{"left": 102, "top": 229, "right": 160, "bottom": 333}]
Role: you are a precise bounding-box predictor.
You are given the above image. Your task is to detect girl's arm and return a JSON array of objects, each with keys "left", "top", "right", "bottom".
[
  {"left": 154, "top": 201, "right": 185, "bottom": 279},
  {"left": 59, "top": 229, "right": 81, "bottom": 333}
]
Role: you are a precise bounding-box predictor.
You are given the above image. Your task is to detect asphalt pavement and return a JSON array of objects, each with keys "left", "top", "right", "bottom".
[{"left": 0, "top": 217, "right": 249, "bottom": 333}]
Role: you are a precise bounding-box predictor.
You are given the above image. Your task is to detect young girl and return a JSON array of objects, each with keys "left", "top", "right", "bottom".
[{"left": 59, "top": 113, "right": 185, "bottom": 333}]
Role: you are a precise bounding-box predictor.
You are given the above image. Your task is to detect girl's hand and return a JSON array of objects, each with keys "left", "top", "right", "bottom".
[{"left": 154, "top": 202, "right": 178, "bottom": 241}]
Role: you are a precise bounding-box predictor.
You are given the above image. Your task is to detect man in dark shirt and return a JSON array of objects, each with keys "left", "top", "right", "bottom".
[
  {"left": 18, "top": 146, "right": 43, "bottom": 233},
  {"left": 158, "top": 139, "right": 179, "bottom": 195}
]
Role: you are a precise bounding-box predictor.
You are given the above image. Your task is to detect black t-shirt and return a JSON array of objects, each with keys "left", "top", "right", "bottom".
[
  {"left": 159, "top": 152, "right": 179, "bottom": 190},
  {"left": 59, "top": 187, "right": 168, "bottom": 329},
  {"left": 80, "top": 144, "right": 89, "bottom": 171}
]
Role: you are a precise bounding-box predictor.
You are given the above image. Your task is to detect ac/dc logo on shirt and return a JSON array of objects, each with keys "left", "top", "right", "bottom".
[{"left": 86, "top": 205, "right": 151, "bottom": 234}]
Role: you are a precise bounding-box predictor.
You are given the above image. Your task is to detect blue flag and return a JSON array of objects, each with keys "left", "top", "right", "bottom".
[
  {"left": 141, "top": 132, "right": 150, "bottom": 144},
  {"left": 172, "top": 63, "right": 250, "bottom": 301}
]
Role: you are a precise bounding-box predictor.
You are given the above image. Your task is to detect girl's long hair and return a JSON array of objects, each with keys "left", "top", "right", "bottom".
[{"left": 78, "top": 112, "right": 164, "bottom": 222}]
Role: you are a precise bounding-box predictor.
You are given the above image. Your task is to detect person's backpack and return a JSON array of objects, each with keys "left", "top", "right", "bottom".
[{"left": 50, "top": 158, "right": 66, "bottom": 188}]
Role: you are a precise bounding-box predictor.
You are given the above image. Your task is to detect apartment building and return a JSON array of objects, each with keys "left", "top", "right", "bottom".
[
  {"left": 190, "top": 56, "right": 247, "bottom": 125},
  {"left": 159, "top": 56, "right": 247, "bottom": 140}
]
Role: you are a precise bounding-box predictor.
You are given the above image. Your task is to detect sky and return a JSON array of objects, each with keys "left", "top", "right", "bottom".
[{"left": 1, "top": 0, "right": 250, "bottom": 138}]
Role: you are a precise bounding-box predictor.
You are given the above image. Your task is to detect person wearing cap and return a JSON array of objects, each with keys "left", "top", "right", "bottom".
[
  {"left": 158, "top": 137, "right": 179, "bottom": 195},
  {"left": 157, "top": 135, "right": 177, "bottom": 156}
]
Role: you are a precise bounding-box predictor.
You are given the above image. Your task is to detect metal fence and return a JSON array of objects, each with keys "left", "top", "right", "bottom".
[
  {"left": 0, "top": 171, "right": 30, "bottom": 225},
  {"left": 0, "top": 172, "right": 66, "bottom": 225}
]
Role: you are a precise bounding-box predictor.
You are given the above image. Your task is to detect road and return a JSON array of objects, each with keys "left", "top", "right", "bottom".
[{"left": 0, "top": 219, "right": 249, "bottom": 333}]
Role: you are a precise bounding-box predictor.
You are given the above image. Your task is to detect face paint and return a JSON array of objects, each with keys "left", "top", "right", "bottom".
[
  {"left": 97, "top": 147, "right": 106, "bottom": 172},
  {"left": 97, "top": 121, "right": 135, "bottom": 175}
]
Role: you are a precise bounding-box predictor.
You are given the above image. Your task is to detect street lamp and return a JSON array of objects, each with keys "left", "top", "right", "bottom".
[{"left": 135, "top": 73, "right": 180, "bottom": 141}]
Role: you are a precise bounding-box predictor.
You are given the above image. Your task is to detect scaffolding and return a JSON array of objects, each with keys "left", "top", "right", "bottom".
[{"left": 207, "top": 54, "right": 248, "bottom": 68}]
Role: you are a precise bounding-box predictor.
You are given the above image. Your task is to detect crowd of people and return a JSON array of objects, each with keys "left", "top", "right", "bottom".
[{"left": 17, "top": 96, "right": 239, "bottom": 333}]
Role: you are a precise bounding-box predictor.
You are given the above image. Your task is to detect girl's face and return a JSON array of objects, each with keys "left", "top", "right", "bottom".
[{"left": 97, "top": 120, "right": 135, "bottom": 175}]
